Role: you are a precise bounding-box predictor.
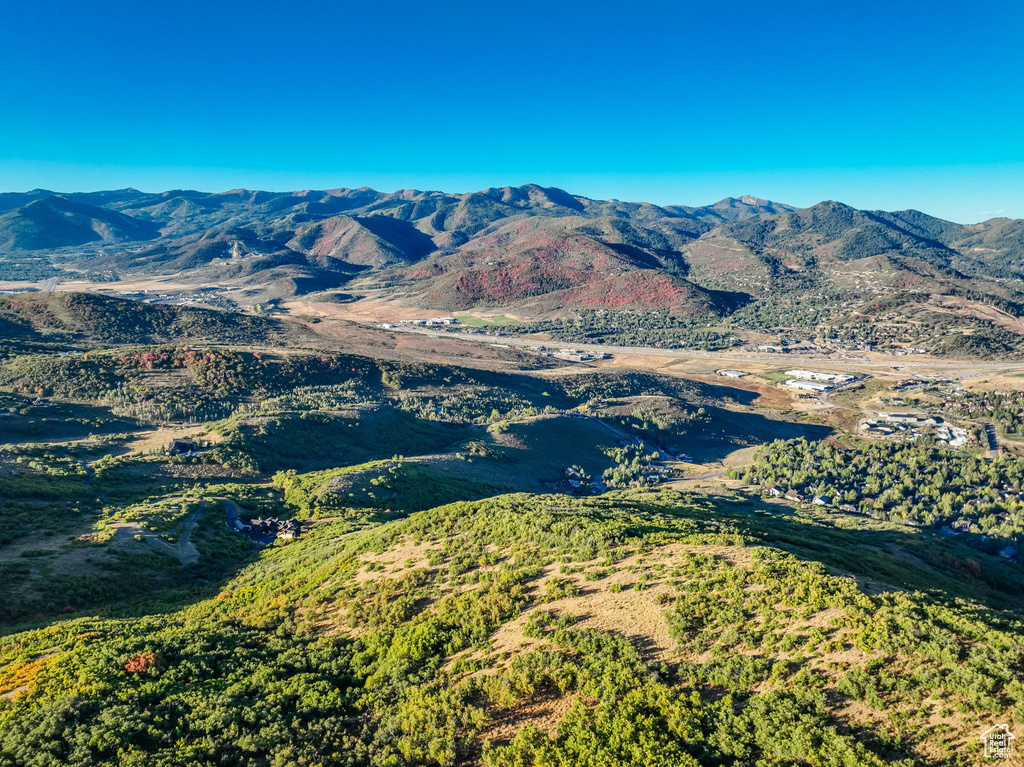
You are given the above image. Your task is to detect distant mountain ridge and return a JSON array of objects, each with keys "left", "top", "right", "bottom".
[
  {"left": 0, "top": 196, "right": 159, "bottom": 251},
  {"left": 1, "top": 184, "right": 1022, "bottom": 322}
]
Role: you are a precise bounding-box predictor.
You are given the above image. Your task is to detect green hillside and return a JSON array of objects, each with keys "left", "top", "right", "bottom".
[{"left": 1, "top": 490, "right": 1020, "bottom": 766}]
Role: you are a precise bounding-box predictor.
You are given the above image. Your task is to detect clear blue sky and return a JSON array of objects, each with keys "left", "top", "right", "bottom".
[{"left": 1, "top": 0, "right": 1022, "bottom": 223}]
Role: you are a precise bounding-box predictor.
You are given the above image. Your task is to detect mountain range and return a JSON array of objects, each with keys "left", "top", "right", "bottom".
[{"left": 1, "top": 184, "right": 1023, "bottom": 323}]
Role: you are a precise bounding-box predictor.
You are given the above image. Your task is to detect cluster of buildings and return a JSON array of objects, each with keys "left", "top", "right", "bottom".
[
  {"left": 858, "top": 413, "right": 969, "bottom": 447},
  {"left": 892, "top": 346, "right": 929, "bottom": 356},
  {"left": 87, "top": 286, "right": 237, "bottom": 310},
  {"left": 743, "top": 337, "right": 929, "bottom": 357},
  {"left": 782, "top": 370, "right": 856, "bottom": 393},
  {"left": 745, "top": 339, "right": 826, "bottom": 354},
  {"left": 563, "top": 465, "right": 606, "bottom": 494},
  {"left": 764, "top": 486, "right": 851, "bottom": 510},
  {"left": 889, "top": 378, "right": 951, "bottom": 394},
  {"left": 550, "top": 349, "right": 610, "bottom": 362},
  {"left": 939, "top": 520, "right": 1018, "bottom": 562},
  {"left": 827, "top": 340, "right": 877, "bottom": 352},
  {"left": 398, "top": 317, "right": 458, "bottom": 326}
]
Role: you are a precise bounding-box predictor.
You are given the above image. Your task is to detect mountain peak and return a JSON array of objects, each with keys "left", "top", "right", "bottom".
[
  {"left": 24, "top": 195, "right": 72, "bottom": 209},
  {"left": 807, "top": 200, "right": 857, "bottom": 214},
  {"left": 709, "top": 195, "right": 792, "bottom": 210},
  {"left": 738, "top": 194, "right": 769, "bottom": 206}
]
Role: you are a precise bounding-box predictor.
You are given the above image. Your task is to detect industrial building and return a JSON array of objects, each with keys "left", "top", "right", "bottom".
[
  {"left": 783, "top": 379, "right": 833, "bottom": 392},
  {"left": 784, "top": 370, "right": 854, "bottom": 383}
]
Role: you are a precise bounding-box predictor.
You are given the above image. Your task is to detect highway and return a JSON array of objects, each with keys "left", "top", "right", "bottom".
[{"left": 382, "top": 324, "right": 1024, "bottom": 378}]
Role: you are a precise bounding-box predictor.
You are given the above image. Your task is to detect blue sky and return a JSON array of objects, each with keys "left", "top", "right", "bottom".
[{"left": 1, "top": 0, "right": 1022, "bottom": 223}]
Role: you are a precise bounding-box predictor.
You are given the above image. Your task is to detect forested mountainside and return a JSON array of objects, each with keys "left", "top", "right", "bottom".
[{"left": 2, "top": 185, "right": 1023, "bottom": 324}]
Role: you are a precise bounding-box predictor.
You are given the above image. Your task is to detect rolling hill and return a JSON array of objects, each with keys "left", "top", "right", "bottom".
[
  {"left": 0, "top": 291, "right": 282, "bottom": 346},
  {"left": 1, "top": 489, "right": 1021, "bottom": 765}
]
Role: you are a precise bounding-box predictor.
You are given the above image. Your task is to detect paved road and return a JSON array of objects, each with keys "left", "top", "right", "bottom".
[
  {"left": 984, "top": 424, "right": 1001, "bottom": 458},
  {"left": 586, "top": 413, "right": 631, "bottom": 441},
  {"left": 220, "top": 497, "right": 277, "bottom": 545}
]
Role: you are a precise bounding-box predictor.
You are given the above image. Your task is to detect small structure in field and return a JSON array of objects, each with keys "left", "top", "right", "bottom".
[{"left": 167, "top": 438, "right": 198, "bottom": 455}]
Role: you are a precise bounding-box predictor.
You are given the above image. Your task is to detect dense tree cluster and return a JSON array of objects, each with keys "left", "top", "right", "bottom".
[
  {"left": 472, "top": 310, "right": 742, "bottom": 350},
  {"left": 911, "top": 387, "right": 1024, "bottom": 436},
  {"left": 746, "top": 438, "right": 1024, "bottom": 542}
]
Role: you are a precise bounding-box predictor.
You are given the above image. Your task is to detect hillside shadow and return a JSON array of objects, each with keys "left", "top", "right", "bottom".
[
  {"left": 691, "top": 381, "right": 763, "bottom": 407},
  {"left": 685, "top": 406, "right": 833, "bottom": 463},
  {"left": 626, "top": 494, "right": 1024, "bottom": 614},
  {"left": 0, "top": 401, "right": 142, "bottom": 444},
  {"left": 0, "top": 500, "right": 265, "bottom": 637}
]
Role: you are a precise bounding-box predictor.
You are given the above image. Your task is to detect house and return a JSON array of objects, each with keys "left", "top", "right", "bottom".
[
  {"left": 246, "top": 516, "right": 301, "bottom": 539},
  {"left": 952, "top": 519, "right": 974, "bottom": 533},
  {"left": 168, "top": 438, "right": 198, "bottom": 455},
  {"left": 999, "top": 546, "right": 1018, "bottom": 561},
  {"left": 784, "top": 489, "right": 803, "bottom": 501},
  {"left": 839, "top": 503, "right": 858, "bottom": 513},
  {"left": 812, "top": 495, "right": 830, "bottom": 506},
  {"left": 765, "top": 485, "right": 784, "bottom": 498}
]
